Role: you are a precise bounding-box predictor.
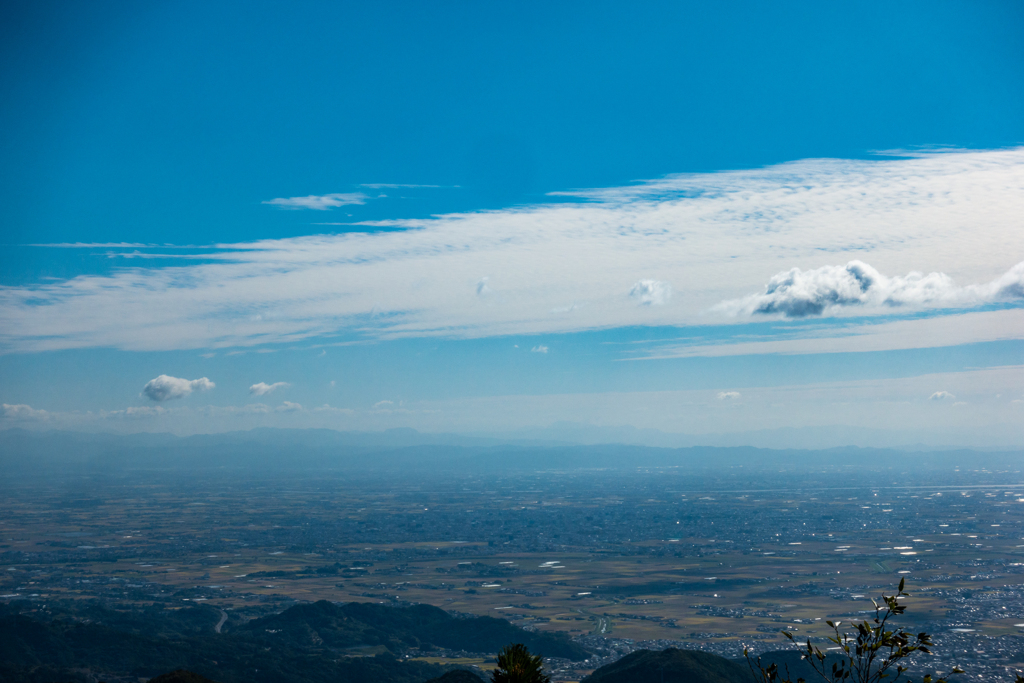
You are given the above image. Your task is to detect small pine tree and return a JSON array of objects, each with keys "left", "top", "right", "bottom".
[
  {"left": 491, "top": 643, "right": 550, "bottom": 683},
  {"left": 746, "top": 579, "right": 964, "bottom": 683}
]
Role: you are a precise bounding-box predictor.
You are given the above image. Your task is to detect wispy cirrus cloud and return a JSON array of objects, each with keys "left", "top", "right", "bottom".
[
  {"left": 262, "top": 193, "right": 368, "bottom": 210},
  {"left": 630, "top": 308, "right": 1024, "bottom": 360},
  {"left": 2, "top": 148, "right": 1024, "bottom": 355},
  {"left": 28, "top": 242, "right": 181, "bottom": 249}
]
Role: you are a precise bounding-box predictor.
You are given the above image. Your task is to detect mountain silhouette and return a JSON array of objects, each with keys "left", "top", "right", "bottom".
[
  {"left": 584, "top": 648, "right": 752, "bottom": 683},
  {"left": 149, "top": 670, "right": 222, "bottom": 683}
]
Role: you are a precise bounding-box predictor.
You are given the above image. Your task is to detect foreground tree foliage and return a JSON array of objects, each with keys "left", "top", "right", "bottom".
[
  {"left": 492, "top": 644, "right": 550, "bottom": 683},
  {"left": 746, "top": 579, "right": 964, "bottom": 683}
]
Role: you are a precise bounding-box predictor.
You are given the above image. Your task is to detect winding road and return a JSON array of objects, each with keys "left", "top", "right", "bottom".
[{"left": 214, "top": 609, "right": 228, "bottom": 634}]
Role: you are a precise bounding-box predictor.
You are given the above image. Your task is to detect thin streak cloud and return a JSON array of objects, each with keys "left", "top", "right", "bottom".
[
  {"left": 631, "top": 309, "right": 1024, "bottom": 360},
  {"left": 358, "top": 183, "right": 447, "bottom": 189}
]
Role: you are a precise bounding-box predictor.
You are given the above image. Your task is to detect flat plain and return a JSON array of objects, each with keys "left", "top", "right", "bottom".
[{"left": 4, "top": 461, "right": 1024, "bottom": 680}]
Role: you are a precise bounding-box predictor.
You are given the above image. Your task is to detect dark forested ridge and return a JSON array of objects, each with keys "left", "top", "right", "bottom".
[
  {"left": 147, "top": 672, "right": 221, "bottom": 683},
  {"left": 239, "top": 600, "right": 589, "bottom": 660},
  {"left": 423, "top": 672, "right": 486, "bottom": 683},
  {"left": 583, "top": 648, "right": 753, "bottom": 683},
  {"left": 0, "top": 598, "right": 583, "bottom": 683}
]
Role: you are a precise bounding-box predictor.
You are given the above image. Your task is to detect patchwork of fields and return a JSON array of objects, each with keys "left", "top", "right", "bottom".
[{"left": 4, "top": 464, "right": 1024, "bottom": 680}]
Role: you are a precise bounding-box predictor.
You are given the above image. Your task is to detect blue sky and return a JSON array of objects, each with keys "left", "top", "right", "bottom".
[{"left": 1, "top": 1, "right": 1023, "bottom": 446}]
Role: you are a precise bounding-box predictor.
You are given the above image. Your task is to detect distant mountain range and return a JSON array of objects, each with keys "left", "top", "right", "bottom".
[
  {"left": 1, "top": 427, "right": 1021, "bottom": 476},
  {"left": 5, "top": 417, "right": 1019, "bottom": 451},
  {"left": 486, "top": 421, "right": 1023, "bottom": 451}
]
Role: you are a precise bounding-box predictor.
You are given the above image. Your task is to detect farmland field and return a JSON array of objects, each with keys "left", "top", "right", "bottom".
[{"left": 5, "top": 461, "right": 1024, "bottom": 680}]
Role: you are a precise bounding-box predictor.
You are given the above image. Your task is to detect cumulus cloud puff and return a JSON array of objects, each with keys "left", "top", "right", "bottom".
[
  {"left": 630, "top": 279, "right": 671, "bottom": 306},
  {"left": 717, "top": 260, "right": 1024, "bottom": 318},
  {"left": 4, "top": 149, "right": 1024, "bottom": 354},
  {"left": 717, "top": 391, "right": 741, "bottom": 400},
  {"left": 531, "top": 345, "right": 549, "bottom": 353},
  {"left": 262, "top": 193, "right": 367, "bottom": 210},
  {"left": 929, "top": 391, "right": 956, "bottom": 401},
  {"left": 249, "top": 381, "right": 290, "bottom": 396},
  {"left": 143, "top": 375, "right": 215, "bottom": 402}
]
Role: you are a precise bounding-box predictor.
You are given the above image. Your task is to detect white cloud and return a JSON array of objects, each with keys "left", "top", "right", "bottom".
[
  {"left": 531, "top": 345, "right": 549, "bottom": 353},
  {"left": 262, "top": 193, "right": 368, "bottom": 210},
  {"left": 275, "top": 401, "right": 303, "bottom": 412},
  {"left": 4, "top": 148, "right": 1024, "bottom": 354},
  {"left": 717, "top": 260, "right": 1024, "bottom": 318},
  {"left": 249, "top": 381, "right": 290, "bottom": 396},
  {"left": 629, "top": 279, "right": 671, "bottom": 306},
  {"left": 373, "top": 400, "right": 394, "bottom": 409},
  {"left": 1, "top": 403, "right": 50, "bottom": 420},
  {"left": 142, "top": 375, "right": 215, "bottom": 402},
  {"left": 716, "top": 391, "right": 741, "bottom": 400},
  {"left": 930, "top": 391, "right": 956, "bottom": 401},
  {"left": 476, "top": 277, "right": 492, "bottom": 297}
]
